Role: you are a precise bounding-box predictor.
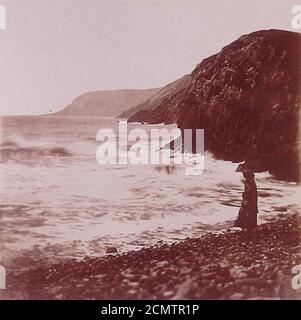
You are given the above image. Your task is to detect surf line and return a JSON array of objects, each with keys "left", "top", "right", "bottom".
[{"left": 95, "top": 120, "right": 204, "bottom": 175}]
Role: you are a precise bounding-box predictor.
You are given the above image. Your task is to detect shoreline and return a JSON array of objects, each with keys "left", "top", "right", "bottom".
[{"left": 3, "top": 214, "right": 301, "bottom": 300}]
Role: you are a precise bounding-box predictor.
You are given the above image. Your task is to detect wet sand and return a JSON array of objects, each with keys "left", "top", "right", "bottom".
[{"left": 3, "top": 214, "right": 301, "bottom": 300}]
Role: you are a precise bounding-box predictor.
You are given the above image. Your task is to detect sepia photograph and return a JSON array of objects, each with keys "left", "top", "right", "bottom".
[{"left": 0, "top": 0, "right": 301, "bottom": 304}]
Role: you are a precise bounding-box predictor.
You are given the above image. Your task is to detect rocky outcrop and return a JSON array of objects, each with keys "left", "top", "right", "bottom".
[
  {"left": 128, "top": 30, "right": 301, "bottom": 181},
  {"left": 55, "top": 88, "right": 159, "bottom": 117}
]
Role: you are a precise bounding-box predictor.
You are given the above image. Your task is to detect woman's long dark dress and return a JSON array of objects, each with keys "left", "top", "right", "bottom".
[{"left": 235, "top": 175, "right": 258, "bottom": 231}]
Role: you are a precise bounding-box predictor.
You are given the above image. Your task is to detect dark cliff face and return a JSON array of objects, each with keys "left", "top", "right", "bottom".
[{"left": 129, "top": 29, "right": 301, "bottom": 181}]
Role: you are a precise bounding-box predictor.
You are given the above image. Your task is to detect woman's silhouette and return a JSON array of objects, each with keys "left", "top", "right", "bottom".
[{"left": 235, "top": 163, "right": 258, "bottom": 232}]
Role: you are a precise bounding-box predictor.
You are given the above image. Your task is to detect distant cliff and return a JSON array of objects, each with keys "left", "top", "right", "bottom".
[
  {"left": 56, "top": 88, "right": 159, "bottom": 117},
  {"left": 127, "top": 30, "right": 301, "bottom": 181}
]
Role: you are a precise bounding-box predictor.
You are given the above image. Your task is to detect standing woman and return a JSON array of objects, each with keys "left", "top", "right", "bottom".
[{"left": 235, "top": 163, "right": 258, "bottom": 232}]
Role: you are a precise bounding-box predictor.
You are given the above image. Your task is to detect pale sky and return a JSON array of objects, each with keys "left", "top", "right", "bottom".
[{"left": 0, "top": 0, "right": 298, "bottom": 115}]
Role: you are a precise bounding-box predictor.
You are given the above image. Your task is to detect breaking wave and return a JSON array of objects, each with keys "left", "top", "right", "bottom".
[{"left": 0, "top": 139, "right": 73, "bottom": 162}]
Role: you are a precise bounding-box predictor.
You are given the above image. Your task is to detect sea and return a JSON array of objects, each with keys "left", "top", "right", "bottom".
[{"left": 0, "top": 115, "right": 300, "bottom": 269}]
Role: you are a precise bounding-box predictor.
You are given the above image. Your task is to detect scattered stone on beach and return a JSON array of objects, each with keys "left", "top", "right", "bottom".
[
  {"left": 229, "top": 293, "right": 245, "bottom": 300},
  {"left": 140, "top": 213, "right": 152, "bottom": 220},
  {"left": 106, "top": 247, "right": 118, "bottom": 254},
  {"left": 5, "top": 214, "right": 301, "bottom": 300}
]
